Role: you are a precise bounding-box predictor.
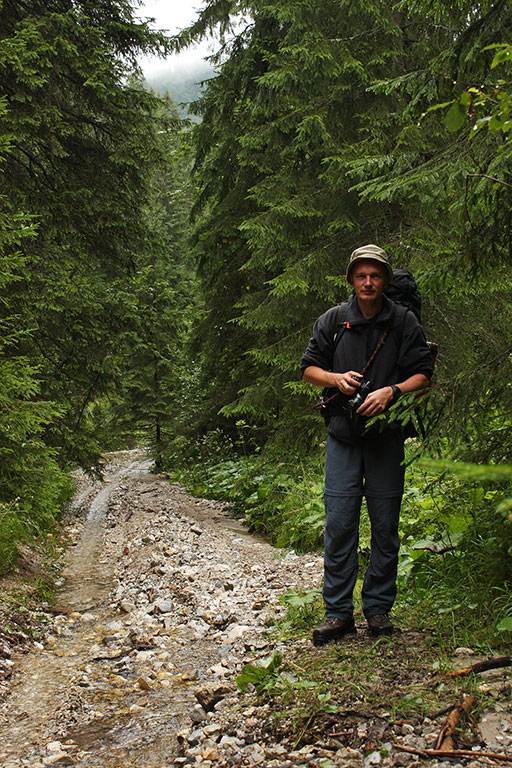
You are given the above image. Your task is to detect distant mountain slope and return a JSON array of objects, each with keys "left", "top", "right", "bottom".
[{"left": 144, "top": 61, "right": 214, "bottom": 118}]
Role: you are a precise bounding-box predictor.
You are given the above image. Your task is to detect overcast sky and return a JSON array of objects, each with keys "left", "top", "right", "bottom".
[{"left": 135, "top": 0, "right": 214, "bottom": 75}]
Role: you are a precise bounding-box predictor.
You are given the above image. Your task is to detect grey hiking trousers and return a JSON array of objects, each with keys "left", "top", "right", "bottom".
[{"left": 322, "top": 431, "right": 405, "bottom": 619}]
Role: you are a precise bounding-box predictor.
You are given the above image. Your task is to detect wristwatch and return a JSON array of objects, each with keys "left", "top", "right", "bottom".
[{"left": 390, "top": 384, "right": 401, "bottom": 403}]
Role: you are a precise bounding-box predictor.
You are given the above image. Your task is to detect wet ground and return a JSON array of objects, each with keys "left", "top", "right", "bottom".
[
  {"left": 0, "top": 450, "right": 510, "bottom": 768},
  {"left": 0, "top": 455, "right": 210, "bottom": 766},
  {"left": 0, "top": 450, "right": 319, "bottom": 767}
]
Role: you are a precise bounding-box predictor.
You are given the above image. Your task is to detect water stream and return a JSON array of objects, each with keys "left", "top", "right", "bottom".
[{"left": 0, "top": 454, "right": 221, "bottom": 768}]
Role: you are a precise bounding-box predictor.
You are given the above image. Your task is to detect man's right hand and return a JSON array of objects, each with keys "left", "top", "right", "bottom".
[
  {"left": 302, "top": 366, "right": 362, "bottom": 394},
  {"left": 331, "top": 371, "right": 362, "bottom": 394}
]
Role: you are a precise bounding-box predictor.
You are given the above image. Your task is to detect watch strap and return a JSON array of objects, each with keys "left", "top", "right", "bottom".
[{"left": 390, "top": 384, "right": 401, "bottom": 403}]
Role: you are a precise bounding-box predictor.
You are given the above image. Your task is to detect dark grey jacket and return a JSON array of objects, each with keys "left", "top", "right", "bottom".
[{"left": 300, "top": 295, "right": 433, "bottom": 444}]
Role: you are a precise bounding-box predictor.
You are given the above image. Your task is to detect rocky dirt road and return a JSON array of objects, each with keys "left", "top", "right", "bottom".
[
  {"left": 0, "top": 450, "right": 322, "bottom": 767},
  {"left": 0, "top": 450, "right": 510, "bottom": 768}
]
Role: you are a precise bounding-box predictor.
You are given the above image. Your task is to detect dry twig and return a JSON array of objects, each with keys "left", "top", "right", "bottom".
[
  {"left": 393, "top": 743, "right": 512, "bottom": 764},
  {"left": 435, "top": 694, "right": 475, "bottom": 750},
  {"left": 446, "top": 656, "right": 511, "bottom": 678}
]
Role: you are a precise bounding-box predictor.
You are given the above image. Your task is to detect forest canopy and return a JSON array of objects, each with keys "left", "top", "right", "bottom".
[
  {"left": 0, "top": 0, "right": 192, "bottom": 566},
  {"left": 169, "top": 0, "right": 512, "bottom": 460}
]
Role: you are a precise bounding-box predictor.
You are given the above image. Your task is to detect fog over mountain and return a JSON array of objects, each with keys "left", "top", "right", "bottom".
[{"left": 144, "top": 59, "right": 215, "bottom": 118}]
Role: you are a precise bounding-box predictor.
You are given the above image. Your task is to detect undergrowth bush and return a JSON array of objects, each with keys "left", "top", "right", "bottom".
[
  {"left": 241, "top": 467, "right": 325, "bottom": 551},
  {"left": 0, "top": 454, "right": 73, "bottom": 575},
  {"left": 0, "top": 501, "right": 31, "bottom": 573},
  {"left": 167, "top": 433, "right": 325, "bottom": 550},
  {"left": 164, "top": 428, "right": 512, "bottom": 646},
  {"left": 396, "top": 466, "right": 512, "bottom": 645}
]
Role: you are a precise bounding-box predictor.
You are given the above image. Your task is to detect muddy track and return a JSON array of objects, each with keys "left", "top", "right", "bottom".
[
  {"left": 0, "top": 450, "right": 320, "bottom": 767},
  {"left": 0, "top": 450, "right": 511, "bottom": 768}
]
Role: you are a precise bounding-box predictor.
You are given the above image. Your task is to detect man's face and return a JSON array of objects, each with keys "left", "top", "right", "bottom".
[{"left": 349, "top": 259, "right": 388, "bottom": 303}]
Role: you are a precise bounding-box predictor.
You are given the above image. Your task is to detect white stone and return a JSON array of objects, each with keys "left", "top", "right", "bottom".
[
  {"left": 154, "top": 598, "right": 174, "bottom": 613},
  {"left": 226, "top": 624, "right": 252, "bottom": 643},
  {"left": 454, "top": 647, "right": 476, "bottom": 656},
  {"left": 46, "top": 742, "right": 63, "bottom": 753}
]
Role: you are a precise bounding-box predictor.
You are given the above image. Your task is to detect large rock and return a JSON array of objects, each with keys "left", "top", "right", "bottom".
[{"left": 194, "top": 682, "right": 232, "bottom": 711}]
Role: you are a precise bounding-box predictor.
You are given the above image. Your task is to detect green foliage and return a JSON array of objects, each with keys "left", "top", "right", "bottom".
[
  {"left": 498, "top": 617, "right": 512, "bottom": 632},
  {"left": 236, "top": 649, "right": 328, "bottom": 717},
  {"left": 0, "top": 2, "right": 194, "bottom": 568},
  {"left": 432, "top": 43, "right": 512, "bottom": 142},
  {"left": 0, "top": 105, "right": 72, "bottom": 568},
  {"left": 280, "top": 588, "right": 322, "bottom": 612},
  {"left": 108, "top": 111, "right": 197, "bottom": 469},
  {"left": 278, "top": 588, "right": 323, "bottom": 632},
  {"left": 237, "top": 623, "right": 486, "bottom": 738},
  {"left": 396, "top": 461, "right": 512, "bottom": 645},
  {"left": 236, "top": 651, "right": 284, "bottom": 694},
  {"left": 0, "top": 0, "right": 180, "bottom": 469},
  {"left": 168, "top": 425, "right": 512, "bottom": 646},
  {"left": 251, "top": 473, "right": 325, "bottom": 552},
  {"left": 1, "top": 0, "right": 511, "bottom": 656},
  {"left": 178, "top": 0, "right": 421, "bottom": 448},
  {"left": 0, "top": 503, "right": 31, "bottom": 575},
  {"left": 167, "top": 436, "right": 326, "bottom": 550},
  {"left": 174, "top": 0, "right": 512, "bottom": 481}
]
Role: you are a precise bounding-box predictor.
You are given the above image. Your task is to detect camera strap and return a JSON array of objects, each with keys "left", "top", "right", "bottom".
[{"left": 361, "top": 323, "right": 390, "bottom": 377}]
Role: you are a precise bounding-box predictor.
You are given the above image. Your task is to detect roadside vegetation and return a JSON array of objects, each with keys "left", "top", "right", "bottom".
[
  {"left": 169, "top": 442, "right": 512, "bottom": 650},
  {"left": 233, "top": 600, "right": 502, "bottom": 752}
]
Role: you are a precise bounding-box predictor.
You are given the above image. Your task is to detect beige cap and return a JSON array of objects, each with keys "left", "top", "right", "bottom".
[{"left": 346, "top": 244, "right": 393, "bottom": 282}]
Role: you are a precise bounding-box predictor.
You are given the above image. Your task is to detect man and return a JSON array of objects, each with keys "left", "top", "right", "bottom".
[{"left": 300, "top": 244, "right": 432, "bottom": 643}]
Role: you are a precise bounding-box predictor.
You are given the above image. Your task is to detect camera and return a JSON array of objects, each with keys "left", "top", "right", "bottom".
[{"left": 347, "top": 377, "right": 372, "bottom": 412}]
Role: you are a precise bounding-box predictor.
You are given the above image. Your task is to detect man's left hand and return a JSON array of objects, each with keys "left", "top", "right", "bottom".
[{"left": 356, "top": 387, "right": 393, "bottom": 417}]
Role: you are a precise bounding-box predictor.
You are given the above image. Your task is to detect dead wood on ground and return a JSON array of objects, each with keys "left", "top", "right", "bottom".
[
  {"left": 446, "top": 656, "right": 511, "bottom": 678},
  {"left": 393, "top": 743, "right": 512, "bottom": 764},
  {"left": 435, "top": 694, "right": 475, "bottom": 750}
]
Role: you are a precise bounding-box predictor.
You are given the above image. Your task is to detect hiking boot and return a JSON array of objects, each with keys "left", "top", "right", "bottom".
[
  {"left": 367, "top": 613, "right": 394, "bottom": 637},
  {"left": 312, "top": 616, "right": 356, "bottom": 646}
]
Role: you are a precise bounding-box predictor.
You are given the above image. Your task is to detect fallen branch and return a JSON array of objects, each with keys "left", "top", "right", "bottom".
[
  {"left": 332, "top": 709, "right": 389, "bottom": 722},
  {"left": 435, "top": 694, "right": 475, "bottom": 750},
  {"left": 393, "top": 743, "right": 512, "bottom": 764},
  {"left": 431, "top": 703, "right": 457, "bottom": 719},
  {"left": 447, "top": 656, "right": 511, "bottom": 678}
]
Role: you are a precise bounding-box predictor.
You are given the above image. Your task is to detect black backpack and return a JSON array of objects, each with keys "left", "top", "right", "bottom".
[
  {"left": 385, "top": 269, "right": 422, "bottom": 321},
  {"left": 386, "top": 269, "right": 437, "bottom": 370}
]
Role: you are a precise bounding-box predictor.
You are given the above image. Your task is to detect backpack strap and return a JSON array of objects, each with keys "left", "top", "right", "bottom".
[
  {"left": 391, "top": 301, "right": 408, "bottom": 331},
  {"left": 312, "top": 303, "right": 349, "bottom": 413},
  {"left": 332, "top": 302, "right": 350, "bottom": 355}
]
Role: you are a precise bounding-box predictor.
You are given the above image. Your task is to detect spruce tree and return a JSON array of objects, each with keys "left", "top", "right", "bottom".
[
  {"left": 0, "top": 0, "right": 179, "bottom": 467},
  {"left": 179, "top": 0, "right": 446, "bottom": 449},
  {"left": 344, "top": 0, "right": 512, "bottom": 462},
  {"left": 111, "top": 99, "right": 196, "bottom": 467},
  {"left": 0, "top": 105, "right": 69, "bottom": 569}
]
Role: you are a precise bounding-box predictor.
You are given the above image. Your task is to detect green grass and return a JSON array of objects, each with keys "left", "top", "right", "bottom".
[
  {"left": 239, "top": 588, "right": 508, "bottom": 749},
  {"left": 165, "top": 435, "right": 512, "bottom": 648},
  {"left": 0, "top": 502, "right": 32, "bottom": 574}
]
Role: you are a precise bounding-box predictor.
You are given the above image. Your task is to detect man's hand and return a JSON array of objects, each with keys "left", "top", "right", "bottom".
[
  {"left": 357, "top": 373, "right": 430, "bottom": 417},
  {"left": 356, "top": 386, "right": 393, "bottom": 416},
  {"left": 302, "top": 366, "right": 363, "bottom": 394},
  {"left": 331, "top": 371, "right": 363, "bottom": 395}
]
